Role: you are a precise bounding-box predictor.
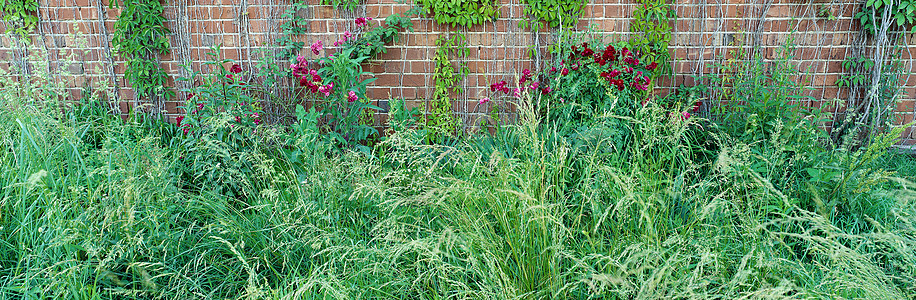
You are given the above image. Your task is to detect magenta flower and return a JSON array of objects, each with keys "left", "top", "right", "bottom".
[
  {"left": 479, "top": 97, "right": 490, "bottom": 104},
  {"left": 311, "top": 40, "right": 323, "bottom": 55},
  {"left": 344, "top": 31, "right": 352, "bottom": 41},
  {"left": 561, "top": 68, "right": 569, "bottom": 75},
  {"left": 513, "top": 88, "right": 521, "bottom": 98},
  {"left": 355, "top": 17, "right": 367, "bottom": 27},
  {"left": 230, "top": 64, "right": 242, "bottom": 74},
  {"left": 347, "top": 90, "right": 358, "bottom": 102}
]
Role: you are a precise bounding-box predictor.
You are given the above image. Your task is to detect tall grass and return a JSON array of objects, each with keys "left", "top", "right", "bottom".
[{"left": 1, "top": 41, "right": 915, "bottom": 299}]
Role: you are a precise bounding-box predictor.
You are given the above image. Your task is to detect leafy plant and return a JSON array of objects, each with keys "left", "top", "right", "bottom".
[
  {"left": 321, "top": 0, "right": 360, "bottom": 11},
  {"left": 630, "top": 0, "right": 675, "bottom": 76},
  {"left": 337, "top": 13, "right": 415, "bottom": 60},
  {"left": 519, "top": 0, "right": 588, "bottom": 30},
  {"left": 415, "top": 0, "right": 499, "bottom": 27},
  {"left": 426, "top": 33, "right": 468, "bottom": 143},
  {"left": 276, "top": 1, "right": 310, "bottom": 62},
  {"left": 111, "top": 0, "right": 173, "bottom": 101},
  {"left": 856, "top": 0, "right": 916, "bottom": 33},
  {"left": 0, "top": 0, "right": 37, "bottom": 37},
  {"left": 177, "top": 45, "right": 263, "bottom": 136},
  {"left": 541, "top": 34, "right": 664, "bottom": 138}
]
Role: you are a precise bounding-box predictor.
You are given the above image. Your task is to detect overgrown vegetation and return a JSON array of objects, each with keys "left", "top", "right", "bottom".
[
  {"left": 111, "top": 0, "right": 173, "bottom": 101},
  {"left": 2, "top": 6, "right": 916, "bottom": 300},
  {"left": 0, "top": 0, "right": 37, "bottom": 37},
  {"left": 520, "top": 0, "right": 589, "bottom": 30},
  {"left": 426, "top": 33, "right": 467, "bottom": 143},
  {"left": 415, "top": 0, "right": 499, "bottom": 27}
]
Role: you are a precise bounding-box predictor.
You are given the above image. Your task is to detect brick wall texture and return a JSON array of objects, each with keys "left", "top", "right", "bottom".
[{"left": 4, "top": 0, "right": 916, "bottom": 142}]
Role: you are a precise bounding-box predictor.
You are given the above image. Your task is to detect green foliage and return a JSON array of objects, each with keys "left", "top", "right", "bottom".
[
  {"left": 321, "top": 0, "right": 360, "bottom": 11},
  {"left": 0, "top": 0, "right": 37, "bottom": 37},
  {"left": 415, "top": 0, "right": 499, "bottom": 27},
  {"left": 4, "top": 23, "right": 916, "bottom": 300},
  {"left": 340, "top": 13, "right": 415, "bottom": 60},
  {"left": 857, "top": 0, "right": 916, "bottom": 33},
  {"left": 541, "top": 31, "right": 662, "bottom": 141},
  {"left": 387, "top": 97, "right": 423, "bottom": 133},
  {"left": 426, "top": 33, "right": 468, "bottom": 143},
  {"left": 174, "top": 47, "right": 264, "bottom": 197},
  {"left": 630, "top": 0, "right": 675, "bottom": 76},
  {"left": 519, "top": 0, "right": 588, "bottom": 30},
  {"left": 836, "top": 56, "right": 876, "bottom": 89},
  {"left": 111, "top": 0, "right": 173, "bottom": 100},
  {"left": 276, "top": 1, "right": 310, "bottom": 61}
]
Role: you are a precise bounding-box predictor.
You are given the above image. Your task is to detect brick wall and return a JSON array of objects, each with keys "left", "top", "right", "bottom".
[{"left": 3, "top": 0, "right": 916, "bottom": 142}]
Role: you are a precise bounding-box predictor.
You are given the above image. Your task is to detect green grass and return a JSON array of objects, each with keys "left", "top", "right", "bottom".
[{"left": 1, "top": 92, "right": 915, "bottom": 299}]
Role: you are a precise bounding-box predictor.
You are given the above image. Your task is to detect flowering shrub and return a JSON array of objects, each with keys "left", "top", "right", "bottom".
[
  {"left": 176, "top": 46, "right": 263, "bottom": 136},
  {"left": 537, "top": 39, "right": 669, "bottom": 136},
  {"left": 288, "top": 14, "right": 413, "bottom": 150}
]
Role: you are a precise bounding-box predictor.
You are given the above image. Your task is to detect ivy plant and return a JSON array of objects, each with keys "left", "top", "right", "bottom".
[
  {"left": 519, "top": 0, "right": 588, "bottom": 31},
  {"left": 856, "top": 0, "right": 916, "bottom": 33},
  {"left": 630, "top": 0, "right": 675, "bottom": 76},
  {"left": 340, "top": 13, "right": 415, "bottom": 59},
  {"left": 426, "top": 33, "right": 468, "bottom": 143},
  {"left": 0, "top": 0, "right": 38, "bottom": 37},
  {"left": 415, "top": 0, "right": 499, "bottom": 27},
  {"left": 321, "top": 0, "right": 360, "bottom": 12},
  {"left": 111, "top": 0, "right": 173, "bottom": 101}
]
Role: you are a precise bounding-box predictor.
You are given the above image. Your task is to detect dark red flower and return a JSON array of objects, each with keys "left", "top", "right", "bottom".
[
  {"left": 175, "top": 115, "right": 184, "bottom": 127},
  {"left": 647, "top": 62, "right": 658, "bottom": 71},
  {"left": 230, "top": 64, "right": 242, "bottom": 74}
]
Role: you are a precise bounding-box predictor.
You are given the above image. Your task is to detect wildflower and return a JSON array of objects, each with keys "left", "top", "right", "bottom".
[
  {"left": 235, "top": 115, "right": 241, "bottom": 123},
  {"left": 479, "top": 97, "right": 490, "bottom": 104},
  {"left": 344, "top": 31, "right": 352, "bottom": 41},
  {"left": 681, "top": 111, "right": 691, "bottom": 120},
  {"left": 311, "top": 40, "right": 323, "bottom": 55},
  {"left": 540, "top": 86, "right": 551, "bottom": 94},
  {"left": 519, "top": 69, "right": 533, "bottom": 84},
  {"left": 175, "top": 115, "right": 184, "bottom": 126},
  {"left": 348, "top": 90, "right": 358, "bottom": 102},
  {"left": 355, "top": 17, "right": 368, "bottom": 27},
  {"left": 529, "top": 81, "right": 539, "bottom": 90},
  {"left": 187, "top": 93, "right": 195, "bottom": 100},
  {"left": 561, "top": 68, "right": 569, "bottom": 75},
  {"left": 647, "top": 62, "right": 658, "bottom": 71},
  {"left": 309, "top": 69, "right": 317, "bottom": 76},
  {"left": 602, "top": 44, "right": 616, "bottom": 61},
  {"left": 550, "top": 66, "right": 557, "bottom": 73},
  {"left": 571, "top": 64, "right": 579, "bottom": 71},
  {"left": 692, "top": 101, "right": 702, "bottom": 112},
  {"left": 197, "top": 103, "right": 205, "bottom": 110},
  {"left": 513, "top": 88, "right": 521, "bottom": 98},
  {"left": 226, "top": 74, "right": 234, "bottom": 81},
  {"left": 230, "top": 64, "right": 242, "bottom": 74},
  {"left": 609, "top": 69, "right": 620, "bottom": 78}
]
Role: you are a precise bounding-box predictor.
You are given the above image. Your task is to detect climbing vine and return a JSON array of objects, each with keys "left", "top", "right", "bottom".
[
  {"left": 630, "top": 0, "right": 675, "bottom": 76},
  {"left": 111, "top": 0, "right": 173, "bottom": 101},
  {"left": 427, "top": 33, "right": 468, "bottom": 143},
  {"left": 0, "top": 0, "right": 38, "bottom": 37},
  {"left": 856, "top": 0, "right": 916, "bottom": 34},
  {"left": 321, "top": 0, "right": 360, "bottom": 12},
  {"left": 415, "top": 0, "right": 499, "bottom": 27},
  {"left": 519, "top": 0, "right": 588, "bottom": 30}
]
